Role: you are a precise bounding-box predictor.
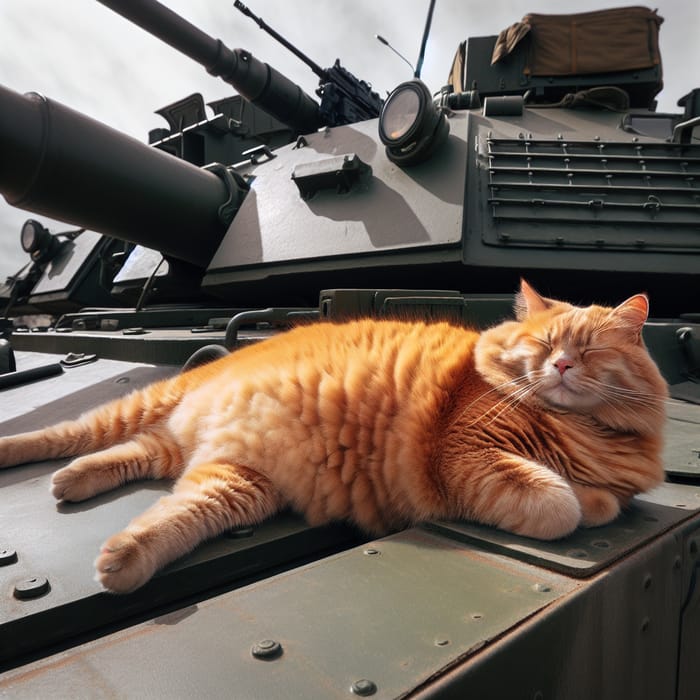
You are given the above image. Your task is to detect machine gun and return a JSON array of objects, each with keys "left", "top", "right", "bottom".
[
  {"left": 233, "top": 0, "right": 384, "bottom": 126},
  {"left": 97, "top": 0, "right": 381, "bottom": 131}
]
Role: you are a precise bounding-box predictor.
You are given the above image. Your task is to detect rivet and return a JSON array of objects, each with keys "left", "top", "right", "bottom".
[
  {"left": 566, "top": 549, "right": 589, "bottom": 559},
  {"left": 115, "top": 377, "right": 130, "bottom": 384},
  {"left": 363, "top": 548, "right": 380, "bottom": 556},
  {"left": 643, "top": 574, "right": 653, "bottom": 590},
  {"left": 0, "top": 548, "right": 18, "bottom": 566},
  {"left": 533, "top": 583, "right": 552, "bottom": 593},
  {"left": 251, "top": 639, "right": 282, "bottom": 660},
  {"left": 673, "top": 556, "right": 682, "bottom": 570},
  {"left": 470, "top": 612, "right": 484, "bottom": 621},
  {"left": 533, "top": 692, "right": 545, "bottom": 700},
  {"left": 435, "top": 638, "right": 450, "bottom": 647},
  {"left": 690, "top": 540, "right": 698, "bottom": 556},
  {"left": 351, "top": 679, "right": 377, "bottom": 696},
  {"left": 13, "top": 576, "right": 50, "bottom": 600},
  {"left": 641, "top": 617, "right": 650, "bottom": 633},
  {"left": 591, "top": 540, "right": 610, "bottom": 549}
]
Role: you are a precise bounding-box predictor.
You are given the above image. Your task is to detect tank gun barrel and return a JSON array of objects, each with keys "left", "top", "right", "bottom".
[
  {"left": 97, "top": 0, "right": 323, "bottom": 134},
  {"left": 0, "top": 84, "right": 237, "bottom": 268}
]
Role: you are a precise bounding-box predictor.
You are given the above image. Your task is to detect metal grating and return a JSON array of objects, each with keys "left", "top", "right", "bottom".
[{"left": 483, "top": 136, "right": 700, "bottom": 251}]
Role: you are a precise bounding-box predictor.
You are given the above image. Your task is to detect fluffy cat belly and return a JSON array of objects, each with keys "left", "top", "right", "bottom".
[{"left": 176, "top": 382, "right": 433, "bottom": 532}]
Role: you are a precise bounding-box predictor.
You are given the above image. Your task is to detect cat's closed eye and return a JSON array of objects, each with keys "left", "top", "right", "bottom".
[
  {"left": 580, "top": 346, "right": 611, "bottom": 358},
  {"left": 531, "top": 336, "right": 552, "bottom": 350}
]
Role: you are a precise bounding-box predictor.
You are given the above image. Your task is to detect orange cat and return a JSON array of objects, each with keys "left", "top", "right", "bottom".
[{"left": 0, "top": 281, "right": 668, "bottom": 593}]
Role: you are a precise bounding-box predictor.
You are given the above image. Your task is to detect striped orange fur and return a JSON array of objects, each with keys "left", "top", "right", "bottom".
[{"left": 0, "top": 280, "right": 668, "bottom": 593}]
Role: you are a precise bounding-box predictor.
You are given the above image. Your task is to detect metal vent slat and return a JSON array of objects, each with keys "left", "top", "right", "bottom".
[{"left": 483, "top": 137, "right": 700, "bottom": 251}]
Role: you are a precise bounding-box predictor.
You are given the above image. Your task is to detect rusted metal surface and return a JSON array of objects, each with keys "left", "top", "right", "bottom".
[
  {"left": 0, "top": 528, "right": 578, "bottom": 698},
  {"left": 411, "top": 520, "right": 698, "bottom": 700}
]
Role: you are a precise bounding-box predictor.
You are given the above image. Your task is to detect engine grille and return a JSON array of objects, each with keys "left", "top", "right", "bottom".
[{"left": 484, "top": 136, "right": 700, "bottom": 251}]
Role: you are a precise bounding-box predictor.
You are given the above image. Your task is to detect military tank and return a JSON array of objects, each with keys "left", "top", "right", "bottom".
[{"left": 1, "top": 2, "right": 699, "bottom": 697}]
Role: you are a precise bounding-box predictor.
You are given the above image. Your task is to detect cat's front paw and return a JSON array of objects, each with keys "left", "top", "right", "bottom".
[
  {"left": 94, "top": 531, "right": 156, "bottom": 594},
  {"left": 52, "top": 459, "right": 109, "bottom": 502},
  {"left": 51, "top": 465, "right": 96, "bottom": 502},
  {"left": 571, "top": 484, "right": 620, "bottom": 528}
]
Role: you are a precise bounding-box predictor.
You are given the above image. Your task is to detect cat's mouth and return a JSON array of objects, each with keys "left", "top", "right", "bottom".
[
  {"left": 538, "top": 374, "right": 598, "bottom": 412},
  {"left": 541, "top": 384, "right": 577, "bottom": 409}
]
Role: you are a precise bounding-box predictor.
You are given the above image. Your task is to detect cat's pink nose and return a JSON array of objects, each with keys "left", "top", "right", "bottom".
[{"left": 554, "top": 356, "right": 574, "bottom": 375}]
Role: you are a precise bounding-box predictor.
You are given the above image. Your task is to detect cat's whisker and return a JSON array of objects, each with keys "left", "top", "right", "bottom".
[
  {"left": 485, "top": 379, "right": 551, "bottom": 425},
  {"left": 454, "top": 373, "right": 536, "bottom": 425},
  {"left": 573, "top": 378, "right": 667, "bottom": 418},
  {"left": 467, "top": 377, "right": 547, "bottom": 427},
  {"left": 466, "top": 380, "right": 536, "bottom": 423},
  {"left": 581, "top": 377, "right": 666, "bottom": 411}
]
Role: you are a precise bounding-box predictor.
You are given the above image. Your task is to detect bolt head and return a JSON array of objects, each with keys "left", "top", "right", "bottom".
[
  {"left": 13, "top": 576, "right": 49, "bottom": 600},
  {"left": 351, "top": 679, "right": 377, "bottom": 696},
  {"left": 251, "top": 639, "right": 282, "bottom": 660},
  {"left": 0, "top": 548, "right": 18, "bottom": 566}
]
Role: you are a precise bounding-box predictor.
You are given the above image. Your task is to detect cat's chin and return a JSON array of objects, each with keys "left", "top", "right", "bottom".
[{"left": 538, "top": 383, "right": 598, "bottom": 413}]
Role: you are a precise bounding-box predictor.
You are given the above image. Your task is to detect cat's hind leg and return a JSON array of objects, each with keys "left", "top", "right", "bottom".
[
  {"left": 51, "top": 428, "right": 184, "bottom": 502},
  {"left": 94, "top": 462, "right": 281, "bottom": 593},
  {"left": 0, "top": 376, "right": 184, "bottom": 469},
  {"left": 461, "top": 451, "right": 582, "bottom": 540},
  {"left": 0, "top": 425, "right": 81, "bottom": 468}
]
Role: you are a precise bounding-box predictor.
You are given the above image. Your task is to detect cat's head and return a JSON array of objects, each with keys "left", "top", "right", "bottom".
[{"left": 474, "top": 280, "right": 668, "bottom": 434}]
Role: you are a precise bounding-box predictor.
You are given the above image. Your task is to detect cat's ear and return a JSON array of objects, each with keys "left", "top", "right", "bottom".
[
  {"left": 514, "top": 279, "right": 552, "bottom": 320},
  {"left": 611, "top": 294, "right": 649, "bottom": 336}
]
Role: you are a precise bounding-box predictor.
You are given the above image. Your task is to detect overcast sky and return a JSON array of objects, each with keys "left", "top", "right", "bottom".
[{"left": 1, "top": 0, "right": 697, "bottom": 279}]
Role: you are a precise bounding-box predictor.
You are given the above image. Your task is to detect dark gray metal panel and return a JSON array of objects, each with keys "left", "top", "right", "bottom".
[
  {"left": 677, "top": 526, "right": 700, "bottom": 700},
  {"left": 412, "top": 516, "right": 693, "bottom": 700},
  {"left": 428, "top": 483, "right": 700, "bottom": 578},
  {"left": 462, "top": 110, "right": 700, "bottom": 275},
  {"left": 483, "top": 137, "right": 700, "bottom": 248},
  {"left": 29, "top": 231, "right": 104, "bottom": 297},
  {"left": 204, "top": 115, "right": 467, "bottom": 276},
  {"left": 1, "top": 351, "right": 176, "bottom": 422},
  {"left": 0, "top": 529, "right": 578, "bottom": 699},
  {"left": 664, "top": 400, "right": 700, "bottom": 479},
  {"left": 9, "top": 329, "right": 227, "bottom": 366},
  {"left": 642, "top": 322, "right": 699, "bottom": 386}
]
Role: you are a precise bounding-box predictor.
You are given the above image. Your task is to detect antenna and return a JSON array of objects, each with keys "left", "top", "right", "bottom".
[
  {"left": 375, "top": 34, "right": 415, "bottom": 75},
  {"left": 233, "top": 0, "right": 327, "bottom": 80},
  {"left": 414, "top": 0, "right": 436, "bottom": 79}
]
